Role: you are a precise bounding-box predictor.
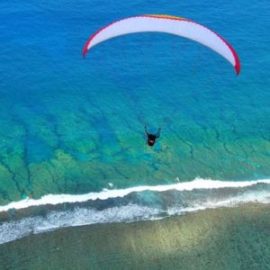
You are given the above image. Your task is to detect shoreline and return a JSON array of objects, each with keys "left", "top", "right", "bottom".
[
  {"left": 1, "top": 203, "right": 269, "bottom": 270},
  {"left": 1, "top": 178, "right": 269, "bottom": 213}
]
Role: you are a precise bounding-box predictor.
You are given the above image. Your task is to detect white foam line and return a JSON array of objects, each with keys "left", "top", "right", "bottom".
[
  {"left": 1, "top": 178, "right": 270, "bottom": 212},
  {"left": 167, "top": 190, "right": 270, "bottom": 216},
  {"left": 1, "top": 189, "right": 269, "bottom": 245}
]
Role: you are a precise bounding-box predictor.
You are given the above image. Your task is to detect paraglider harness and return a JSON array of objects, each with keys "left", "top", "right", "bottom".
[{"left": 145, "top": 125, "right": 161, "bottom": 147}]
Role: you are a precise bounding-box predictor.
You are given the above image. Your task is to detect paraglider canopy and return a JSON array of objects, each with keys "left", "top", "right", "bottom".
[{"left": 82, "top": 14, "right": 240, "bottom": 74}]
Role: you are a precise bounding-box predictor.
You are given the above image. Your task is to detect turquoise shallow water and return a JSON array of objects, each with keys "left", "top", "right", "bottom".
[
  {"left": 0, "top": 1, "right": 270, "bottom": 259},
  {"left": 0, "top": 0, "right": 270, "bottom": 205}
]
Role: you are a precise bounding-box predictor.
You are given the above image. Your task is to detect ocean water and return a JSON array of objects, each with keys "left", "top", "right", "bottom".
[{"left": 0, "top": 0, "right": 270, "bottom": 245}]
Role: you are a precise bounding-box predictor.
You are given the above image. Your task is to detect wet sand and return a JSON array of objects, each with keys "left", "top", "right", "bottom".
[{"left": 1, "top": 203, "right": 269, "bottom": 270}]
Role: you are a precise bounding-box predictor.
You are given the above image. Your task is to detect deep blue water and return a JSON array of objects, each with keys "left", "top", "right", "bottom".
[{"left": 0, "top": 0, "right": 270, "bottom": 204}]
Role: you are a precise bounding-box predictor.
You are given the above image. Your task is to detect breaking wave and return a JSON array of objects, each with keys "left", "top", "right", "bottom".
[{"left": 0, "top": 178, "right": 269, "bottom": 245}]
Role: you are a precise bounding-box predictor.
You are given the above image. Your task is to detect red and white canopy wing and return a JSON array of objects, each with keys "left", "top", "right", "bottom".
[{"left": 83, "top": 15, "right": 240, "bottom": 74}]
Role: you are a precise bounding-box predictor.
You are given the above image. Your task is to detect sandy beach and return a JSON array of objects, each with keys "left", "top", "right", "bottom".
[{"left": 1, "top": 203, "right": 269, "bottom": 270}]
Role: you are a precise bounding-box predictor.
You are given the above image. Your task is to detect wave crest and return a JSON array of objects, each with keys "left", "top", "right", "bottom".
[
  {"left": 0, "top": 178, "right": 269, "bottom": 245},
  {"left": 1, "top": 178, "right": 270, "bottom": 212}
]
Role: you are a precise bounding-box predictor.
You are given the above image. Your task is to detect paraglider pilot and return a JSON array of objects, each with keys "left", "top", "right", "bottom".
[{"left": 145, "top": 125, "right": 161, "bottom": 147}]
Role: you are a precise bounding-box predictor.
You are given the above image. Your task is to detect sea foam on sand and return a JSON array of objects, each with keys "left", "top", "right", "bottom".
[{"left": 0, "top": 178, "right": 269, "bottom": 244}]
